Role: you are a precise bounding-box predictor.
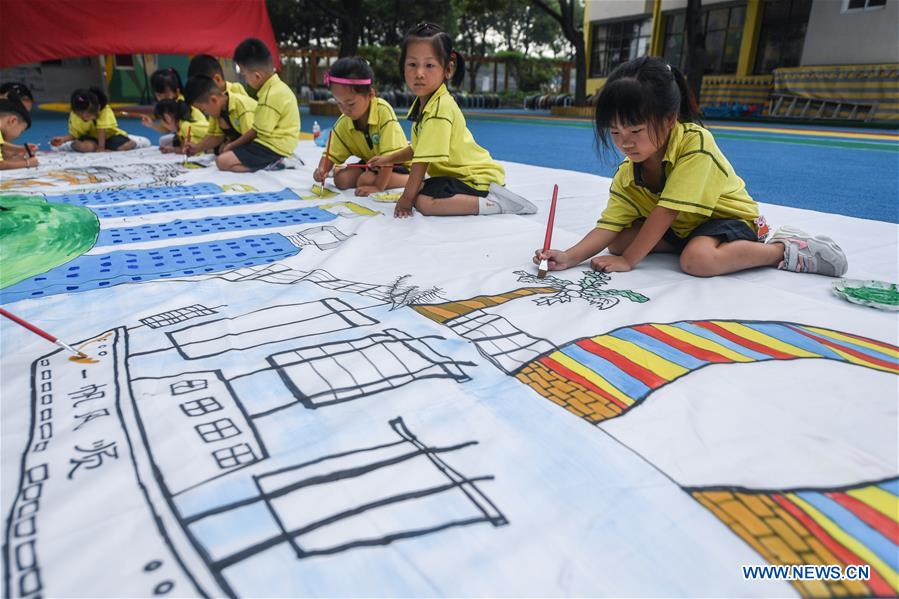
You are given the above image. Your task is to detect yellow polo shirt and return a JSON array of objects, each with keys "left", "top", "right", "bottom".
[
  {"left": 227, "top": 81, "right": 248, "bottom": 97},
  {"left": 68, "top": 105, "right": 127, "bottom": 139},
  {"left": 177, "top": 116, "right": 209, "bottom": 146},
  {"left": 206, "top": 92, "right": 257, "bottom": 138},
  {"left": 406, "top": 84, "right": 503, "bottom": 191},
  {"left": 253, "top": 73, "right": 300, "bottom": 157},
  {"left": 326, "top": 97, "right": 408, "bottom": 164},
  {"left": 174, "top": 94, "right": 209, "bottom": 130},
  {"left": 597, "top": 122, "right": 759, "bottom": 238}
]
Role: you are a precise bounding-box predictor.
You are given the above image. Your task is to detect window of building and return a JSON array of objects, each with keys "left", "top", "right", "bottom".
[
  {"left": 843, "top": 0, "right": 887, "bottom": 11},
  {"left": 171, "top": 379, "right": 208, "bottom": 396},
  {"left": 195, "top": 418, "right": 241, "bottom": 443},
  {"left": 212, "top": 443, "right": 257, "bottom": 469},
  {"left": 180, "top": 397, "right": 223, "bottom": 417},
  {"left": 662, "top": 3, "right": 746, "bottom": 74},
  {"left": 590, "top": 17, "right": 652, "bottom": 78},
  {"left": 753, "top": 0, "right": 813, "bottom": 74}
]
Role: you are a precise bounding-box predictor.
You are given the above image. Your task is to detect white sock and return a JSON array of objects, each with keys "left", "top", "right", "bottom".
[{"left": 478, "top": 196, "right": 502, "bottom": 215}]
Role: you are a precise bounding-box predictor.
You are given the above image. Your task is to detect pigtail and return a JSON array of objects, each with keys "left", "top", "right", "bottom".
[
  {"left": 450, "top": 51, "right": 466, "bottom": 88},
  {"left": 177, "top": 99, "right": 194, "bottom": 122},
  {"left": 89, "top": 86, "right": 108, "bottom": 109},
  {"left": 670, "top": 66, "right": 700, "bottom": 124}
]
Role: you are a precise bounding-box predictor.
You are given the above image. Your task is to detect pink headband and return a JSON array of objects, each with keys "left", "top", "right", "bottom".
[{"left": 324, "top": 72, "right": 372, "bottom": 86}]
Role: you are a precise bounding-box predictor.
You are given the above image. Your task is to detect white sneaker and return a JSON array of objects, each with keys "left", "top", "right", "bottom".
[
  {"left": 768, "top": 225, "right": 848, "bottom": 277},
  {"left": 128, "top": 135, "right": 152, "bottom": 149},
  {"left": 484, "top": 183, "right": 538, "bottom": 215}
]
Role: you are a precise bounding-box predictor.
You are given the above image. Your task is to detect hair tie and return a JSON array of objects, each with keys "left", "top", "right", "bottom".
[
  {"left": 323, "top": 72, "right": 372, "bottom": 86},
  {"left": 666, "top": 64, "right": 672, "bottom": 71}
]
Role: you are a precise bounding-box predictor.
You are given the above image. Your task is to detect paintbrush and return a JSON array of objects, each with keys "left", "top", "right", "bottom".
[
  {"left": 319, "top": 132, "right": 333, "bottom": 197},
  {"left": 538, "top": 184, "right": 559, "bottom": 278},
  {"left": 0, "top": 308, "right": 88, "bottom": 359},
  {"left": 183, "top": 126, "right": 192, "bottom": 165}
]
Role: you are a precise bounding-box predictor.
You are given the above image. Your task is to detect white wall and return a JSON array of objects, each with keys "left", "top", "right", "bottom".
[
  {"left": 0, "top": 58, "right": 104, "bottom": 103},
  {"left": 585, "top": 0, "right": 653, "bottom": 22},
  {"left": 585, "top": 0, "right": 735, "bottom": 22},
  {"left": 801, "top": 0, "right": 899, "bottom": 65}
]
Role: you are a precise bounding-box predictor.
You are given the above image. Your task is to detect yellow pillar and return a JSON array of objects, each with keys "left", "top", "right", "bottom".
[
  {"left": 736, "top": 0, "right": 764, "bottom": 76},
  {"left": 583, "top": 5, "right": 592, "bottom": 77},
  {"left": 649, "top": 0, "right": 664, "bottom": 57}
]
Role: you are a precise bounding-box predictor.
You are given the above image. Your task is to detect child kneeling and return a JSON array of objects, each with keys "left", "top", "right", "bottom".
[{"left": 371, "top": 23, "right": 536, "bottom": 218}]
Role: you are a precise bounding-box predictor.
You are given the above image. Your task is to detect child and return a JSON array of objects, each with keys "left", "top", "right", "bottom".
[
  {"left": 216, "top": 38, "right": 300, "bottom": 172},
  {"left": 368, "top": 23, "right": 535, "bottom": 218},
  {"left": 0, "top": 98, "right": 38, "bottom": 170},
  {"left": 0, "top": 82, "right": 34, "bottom": 111},
  {"left": 50, "top": 88, "right": 136, "bottom": 152},
  {"left": 0, "top": 83, "right": 37, "bottom": 160},
  {"left": 183, "top": 75, "right": 256, "bottom": 156},
  {"left": 312, "top": 57, "right": 409, "bottom": 196},
  {"left": 187, "top": 54, "right": 248, "bottom": 98},
  {"left": 535, "top": 57, "right": 847, "bottom": 278},
  {"left": 140, "top": 68, "right": 207, "bottom": 146},
  {"left": 153, "top": 99, "right": 209, "bottom": 154}
]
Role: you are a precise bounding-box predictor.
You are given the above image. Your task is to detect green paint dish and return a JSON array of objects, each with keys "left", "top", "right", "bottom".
[{"left": 832, "top": 279, "right": 899, "bottom": 311}]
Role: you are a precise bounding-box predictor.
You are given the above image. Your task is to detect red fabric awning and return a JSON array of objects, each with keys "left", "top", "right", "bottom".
[{"left": 0, "top": 0, "right": 280, "bottom": 68}]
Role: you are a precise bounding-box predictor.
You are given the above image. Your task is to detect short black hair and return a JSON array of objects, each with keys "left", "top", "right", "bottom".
[
  {"left": 328, "top": 56, "right": 374, "bottom": 94},
  {"left": 233, "top": 38, "right": 273, "bottom": 70},
  {"left": 184, "top": 76, "right": 221, "bottom": 105},
  {"left": 0, "top": 98, "right": 31, "bottom": 128},
  {"left": 0, "top": 82, "right": 33, "bottom": 102},
  {"left": 188, "top": 54, "right": 224, "bottom": 80},
  {"left": 150, "top": 67, "right": 184, "bottom": 95},
  {"left": 154, "top": 98, "right": 196, "bottom": 123},
  {"left": 594, "top": 56, "right": 700, "bottom": 160},
  {"left": 71, "top": 87, "right": 108, "bottom": 114}
]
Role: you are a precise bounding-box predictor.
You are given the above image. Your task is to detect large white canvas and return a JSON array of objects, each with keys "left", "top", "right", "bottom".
[{"left": 1, "top": 142, "right": 896, "bottom": 597}]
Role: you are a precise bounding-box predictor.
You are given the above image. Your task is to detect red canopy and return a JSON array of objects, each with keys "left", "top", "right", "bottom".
[{"left": 0, "top": 0, "right": 280, "bottom": 68}]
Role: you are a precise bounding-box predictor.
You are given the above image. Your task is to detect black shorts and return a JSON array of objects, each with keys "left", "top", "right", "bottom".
[
  {"left": 79, "top": 134, "right": 131, "bottom": 150},
  {"left": 232, "top": 140, "right": 285, "bottom": 171},
  {"left": 662, "top": 218, "right": 758, "bottom": 252},
  {"left": 419, "top": 176, "right": 488, "bottom": 199}
]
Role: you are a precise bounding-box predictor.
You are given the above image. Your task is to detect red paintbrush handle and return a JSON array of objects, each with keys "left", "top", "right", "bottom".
[
  {"left": 542, "top": 184, "right": 559, "bottom": 252},
  {"left": 0, "top": 308, "right": 58, "bottom": 343}
]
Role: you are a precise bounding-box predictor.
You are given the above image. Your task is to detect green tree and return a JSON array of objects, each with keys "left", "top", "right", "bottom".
[
  {"left": 495, "top": 50, "right": 555, "bottom": 92},
  {"left": 530, "top": 0, "right": 586, "bottom": 104},
  {"left": 267, "top": 0, "right": 337, "bottom": 48},
  {"left": 497, "top": 0, "right": 558, "bottom": 56},
  {"left": 453, "top": 0, "right": 501, "bottom": 92}
]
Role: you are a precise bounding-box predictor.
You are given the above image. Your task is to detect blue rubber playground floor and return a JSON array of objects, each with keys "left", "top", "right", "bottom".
[{"left": 17, "top": 106, "right": 899, "bottom": 224}]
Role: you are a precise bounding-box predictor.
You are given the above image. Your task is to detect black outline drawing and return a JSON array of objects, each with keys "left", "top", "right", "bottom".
[
  {"left": 264, "top": 328, "right": 474, "bottom": 412},
  {"left": 139, "top": 304, "right": 221, "bottom": 329},
  {"left": 513, "top": 270, "right": 650, "bottom": 310},
  {"left": 3, "top": 328, "right": 210, "bottom": 598},
  {"left": 166, "top": 265, "right": 397, "bottom": 303},
  {"left": 385, "top": 275, "right": 445, "bottom": 310},
  {"left": 128, "top": 368, "right": 270, "bottom": 494},
  {"left": 165, "top": 298, "right": 379, "bottom": 360},
  {"left": 285, "top": 226, "right": 353, "bottom": 251},
  {"left": 442, "top": 309, "right": 556, "bottom": 374},
  {"left": 180, "top": 416, "right": 507, "bottom": 583}
]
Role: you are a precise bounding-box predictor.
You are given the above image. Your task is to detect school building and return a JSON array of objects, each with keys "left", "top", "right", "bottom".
[{"left": 583, "top": 0, "right": 899, "bottom": 121}]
